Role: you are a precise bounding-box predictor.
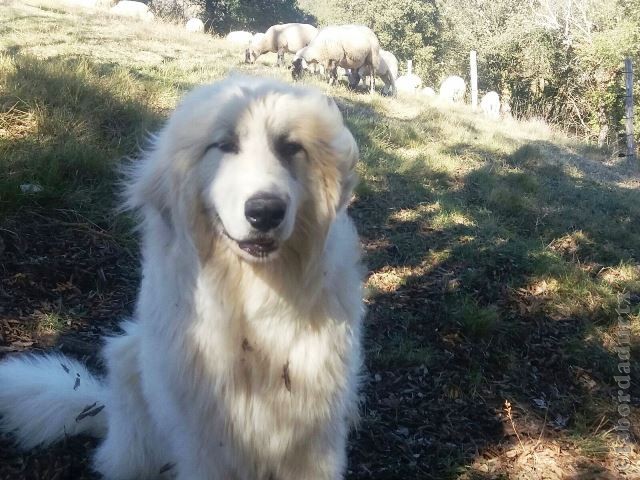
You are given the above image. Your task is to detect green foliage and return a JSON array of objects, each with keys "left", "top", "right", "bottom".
[
  {"left": 151, "top": 0, "right": 314, "bottom": 32},
  {"left": 204, "top": 0, "right": 314, "bottom": 32},
  {"left": 303, "top": 0, "right": 640, "bottom": 146},
  {"left": 0, "top": 54, "right": 160, "bottom": 213},
  {"left": 436, "top": 0, "right": 640, "bottom": 145}
]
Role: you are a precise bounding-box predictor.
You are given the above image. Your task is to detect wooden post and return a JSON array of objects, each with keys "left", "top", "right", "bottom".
[
  {"left": 470, "top": 50, "right": 478, "bottom": 110},
  {"left": 624, "top": 58, "right": 636, "bottom": 161},
  {"left": 407, "top": 59, "right": 412, "bottom": 76}
]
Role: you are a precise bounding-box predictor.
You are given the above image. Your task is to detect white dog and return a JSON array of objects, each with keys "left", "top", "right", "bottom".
[{"left": 0, "top": 75, "right": 365, "bottom": 479}]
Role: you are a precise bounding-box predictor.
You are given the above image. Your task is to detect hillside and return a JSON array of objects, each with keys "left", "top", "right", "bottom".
[{"left": 1, "top": 2, "right": 640, "bottom": 479}]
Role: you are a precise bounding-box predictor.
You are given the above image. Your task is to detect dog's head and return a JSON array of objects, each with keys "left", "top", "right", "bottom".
[{"left": 127, "top": 76, "right": 358, "bottom": 264}]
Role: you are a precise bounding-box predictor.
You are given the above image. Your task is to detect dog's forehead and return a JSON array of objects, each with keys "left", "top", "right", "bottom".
[
  {"left": 235, "top": 89, "right": 337, "bottom": 139},
  {"left": 169, "top": 79, "right": 342, "bottom": 152}
]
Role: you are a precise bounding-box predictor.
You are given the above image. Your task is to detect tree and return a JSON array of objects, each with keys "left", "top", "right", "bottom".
[
  {"left": 208, "top": 0, "right": 314, "bottom": 32},
  {"left": 530, "top": 0, "right": 640, "bottom": 143},
  {"left": 151, "top": 0, "right": 314, "bottom": 32},
  {"left": 437, "top": 0, "right": 640, "bottom": 145}
]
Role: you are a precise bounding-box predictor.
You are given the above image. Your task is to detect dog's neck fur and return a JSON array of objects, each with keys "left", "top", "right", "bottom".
[{"left": 141, "top": 207, "right": 333, "bottom": 330}]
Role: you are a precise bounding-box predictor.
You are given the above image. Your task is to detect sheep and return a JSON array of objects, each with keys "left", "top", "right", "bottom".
[
  {"left": 439, "top": 75, "right": 466, "bottom": 103},
  {"left": 480, "top": 91, "right": 500, "bottom": 119},
  {"left": 296, "top": 47, "right": 350, "bottom": 80},
  {"left": 110, "top": 1, "right": 154, "bottom": 22},
  {"left": 291, "top": 25, "right": 380, "bottom": 93},
  {"left": 226, "top": 31, "right": 253, "bottom": 46},
  {"left": 252, "top": 32, "right": 265, "bottom": 45},
  {"left": 185, "top": 18, "right": 204, "bottom": 33},
  {"left": 244, "top": 33, "right": 265, "bottom": 63},
  {"left": 395, "top": 73, "right": 422, "bottom": 94},
  {"left": 299, "top": 57, "right": 325, "bottom": 76},
  {"left": 421, "top": 87, "right": 436, "bottom": 97},
  {"left": 246, "top": 23, "right": 318, "bottom": 67},
  {"left": 347, "top": 49, "right": 398, "bottom": 96}
]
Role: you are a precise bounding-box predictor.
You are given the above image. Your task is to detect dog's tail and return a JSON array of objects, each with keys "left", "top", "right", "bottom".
[{"left": 0, "top": 353, "right": 107, "bottom": 449}]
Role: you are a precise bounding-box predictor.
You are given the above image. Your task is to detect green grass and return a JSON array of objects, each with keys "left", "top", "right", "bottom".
[
  {"left": 1, "top": 1, "right": 640, "bottom": 478},
  {"left": 34, "top": 311, "right": 68, "bottom": 334},
  {"left": 0, "top": 0, "right": 243, "bottom": 216}
]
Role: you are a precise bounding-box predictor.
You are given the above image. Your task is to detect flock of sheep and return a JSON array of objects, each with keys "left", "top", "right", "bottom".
[
  {"left": 235, "top": 22, "right": 503, "bottom": 118},
  {"left": 106, "top": 2, "right": 503, "bottom": 118}
]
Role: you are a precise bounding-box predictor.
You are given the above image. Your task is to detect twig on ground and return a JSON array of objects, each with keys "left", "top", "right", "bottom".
[{"left": 504, "top": 400, "right": 525, "bottom": 453}]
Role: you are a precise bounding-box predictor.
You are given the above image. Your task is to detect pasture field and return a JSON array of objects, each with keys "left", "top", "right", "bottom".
[{"left": 1, "top": 2, "right": 639, "bottom": 478}]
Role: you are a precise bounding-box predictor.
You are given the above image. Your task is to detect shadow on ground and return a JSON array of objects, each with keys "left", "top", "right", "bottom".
[{"left": 344, "top": 96, "right": 640, "bottom": 478}]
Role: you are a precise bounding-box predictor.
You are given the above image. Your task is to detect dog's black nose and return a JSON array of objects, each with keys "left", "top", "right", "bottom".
[{"left": 244, "top": 194, "right": 287, "bottom": 232}]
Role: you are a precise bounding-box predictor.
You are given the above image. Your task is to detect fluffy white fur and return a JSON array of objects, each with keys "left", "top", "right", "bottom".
[
  {"left": 226, "top": 30, "right": 254, "bottom": 45},
  {"left": 348, "top": 49, "right": 398, "bottom": 96},
  {"left": 480, "top": 90, "right": 500, "bottom": 119},
  {"left": 291, "top": 25, "right": 380, "bottom": 93},
  {"left": 246, "top": 23, "right": 318, "bottom": 66},
  {"left": 0, "top": 75, "right": 365, "bottom": 480},
  {"left": 439, "top": 75, "right": 466, "bottom": 103},
  {"left": 110, "top": 1, "right": 154, "bottom": 22},
  {"left": 0, "top": 354, "right": 106, "bottom": 449},
  {"left": 185, "top": 18, "right": 204, "bottom": 34}
]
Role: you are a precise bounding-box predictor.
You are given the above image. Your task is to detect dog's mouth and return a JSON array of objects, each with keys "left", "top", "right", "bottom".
[
  {"left": 222, "top": 230, "right": 279, "bottom": 259},
  {"left": 236, "top": 238, "right": 278, "bottom": 257}
]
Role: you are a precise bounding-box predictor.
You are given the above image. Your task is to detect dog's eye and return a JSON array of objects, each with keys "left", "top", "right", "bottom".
[
  {"left": 205, "top": 140, "right": 238, "bottom": 155},
  {"left": 279, "top": 141, "right": 303, "bottom": 157},
  {"left": 217, "top": 141, "right": 238, "bottom": 153}
]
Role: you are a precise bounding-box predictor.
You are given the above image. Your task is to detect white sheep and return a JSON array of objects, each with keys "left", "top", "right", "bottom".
[
  {"left": 252, "top": 32, "right": 265, "bottom": 45},
  {"left": 226, "top": 31, "right": 253, "bottom": 46},
  {"left": 244, "top": 33, "right": 265, "bottom": 63},
  {"left": 246, "top": 23, "right": 318, "bottom": 67},
  {"left": 298, "top": 58, "right": 325, "bottom": 76},
  {"left": 291, "top": 25, "right": 380, "bottom": 93},
  {"left": 110, "top": 1, "right": 154, "bottom": 22},
  {"left": 421, "top": 87, "right": 436, "bottom": 97},
  {"left": 480, "top": 91, "right": 500, "bottom": 119},
  {"left": 347, "top": 49, "right": 398, "bottom": 96},
  {"left": 439, "top": 75, "right": 466, "bottom": 103},
  {"left": 185, "top": 18, "right": 204, "bottom": 33},
  {"left": 395, "top": 74, "right": 422, "bottom": 94}
]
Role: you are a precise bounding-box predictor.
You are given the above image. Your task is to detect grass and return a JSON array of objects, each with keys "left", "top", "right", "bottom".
[{"left": 1, "top": 1, "right": 640, "bottom": 478}]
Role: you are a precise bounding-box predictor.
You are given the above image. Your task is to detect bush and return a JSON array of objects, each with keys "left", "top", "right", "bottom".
[{"left": 151, "top": 0, "right": 314, "bottom": 32}]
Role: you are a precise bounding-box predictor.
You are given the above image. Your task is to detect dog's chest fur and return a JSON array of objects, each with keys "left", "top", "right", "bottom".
[{"left": 167, "top": 258, "right": 357, "bottom": 473}]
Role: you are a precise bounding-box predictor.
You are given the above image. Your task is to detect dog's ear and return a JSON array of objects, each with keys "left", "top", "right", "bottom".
[
  {"left": 312, "top": 95, "right": 359, "bottom": 212},
  {"left": 122, "top": 140, "right": 173, "bottom": 225},
  {"left": 331, "top": 122, "right": 359, "bottom": 211}
]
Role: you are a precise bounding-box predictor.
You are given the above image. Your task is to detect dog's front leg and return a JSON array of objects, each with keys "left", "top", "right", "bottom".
[
  {"left": 138, "top": 348, "right": 234, "bottom": 479},
  {"left": 93, "top": 328, "right": 170, "bottom": 480},
  {"left": 278, "top": 428, "right": 349, "bottom": 480}
]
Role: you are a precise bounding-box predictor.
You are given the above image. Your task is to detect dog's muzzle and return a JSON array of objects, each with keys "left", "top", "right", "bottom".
[{"left": 216, "top": 192, "right": 288, "bottom": 259}]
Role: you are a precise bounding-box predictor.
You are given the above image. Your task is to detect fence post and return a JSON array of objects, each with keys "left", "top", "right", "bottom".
[
  {"left": 624, "top": 58, "right": 636, "bottom": 161},
  {"left": 470, "top": 50, "right": 478, "bottom": 110}
]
